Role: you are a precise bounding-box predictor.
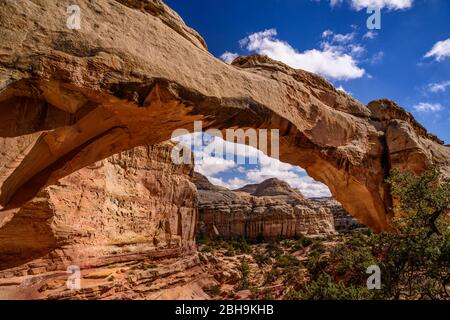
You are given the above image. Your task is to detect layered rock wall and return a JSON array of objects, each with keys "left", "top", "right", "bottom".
[
  {"left": 0, "top": 142, "right": 204, "bottom": 300},
  {"left": 196, "top": 175, "right": 335, "bottom": 240},
  {"left": 310, "top": 197, "right": 364, "bottom": 231}
]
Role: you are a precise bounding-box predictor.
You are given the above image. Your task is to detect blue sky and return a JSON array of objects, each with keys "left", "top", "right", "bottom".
[{"left": 167, "top": 0, "right": 450, "bottom": 196}]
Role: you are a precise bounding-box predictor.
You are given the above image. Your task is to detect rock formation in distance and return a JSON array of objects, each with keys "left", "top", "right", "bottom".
[{"left": 195, "top": 173, "right": 336, "bottom": 240}]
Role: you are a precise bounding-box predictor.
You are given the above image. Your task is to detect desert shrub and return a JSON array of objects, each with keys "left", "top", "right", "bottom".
[
  {"left": 264, "top": 267, "right": 280, "bottom": 285},
  {"left": 306, "top": 248, "right": 329, "bottom": 281},
  {"left": 224, "top": 247, "right": 236, "bottom": 257},
  {"left": 263, "top": 289, "right": 275, "bottom": 300},
  {"left": 309, "top": 240, "right": 326, "bottom": 254},
  {"left": 285, "top": 273, "right": 374, "bottom": 300},
  {"left": 197, "top": 231, "right": 207, "bottom": 242},
  {"left": 252, "top": 249, "right": 272, "bottom": 266},
  {"left": 197, "top": 238, "right": 223, "bottom": 253},
  {"left": 266, "top": 241, "right": 283, "bottom": 258},
  {"left": 284, "top": 234, "right": 313, "bottom": 253},
  {"left": 250, "top": 286, "right": 260, "bottom": 299},
  {"left": 265, "top": 252, "right": 304, "bottom": 285},
  {"left": 328, "top": 239, "right": 377, "bottom": 286},
  {"left": 289, "top": 235, "right": 313, "bottom": 252},
  {"left": 204, "top": 285, "right": 222, "bottom": 298},
  {"left": 229, "top": 237, "right": 252, "bottom": 254},
  {"left": 239, "top": 258, "right": 250, "bottom": 277},
  {"left": 235, "top": 258, "right": 251, "bottom": 290},
  {"left": 281, "top": 239, "right": 294, "bottom": 247},
  {"left": 274, "top": 254, "right": 301, "bottom": 269},
  {"left": 235, "top": 279, "right": 250, "bottom": 291},
  {"left": 199, "top": 245, "right": 213, "bottom": 253},
  {"left": 377, "top": 167, "right": 450, "bottom": 299},
  {"left": 285, "top": 168, "right": 450, "bottom": 300}
]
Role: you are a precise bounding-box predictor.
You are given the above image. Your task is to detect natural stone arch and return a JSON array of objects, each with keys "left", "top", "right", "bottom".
[{"left": 0, "top": 0, "right": 448, "bottom": 232}]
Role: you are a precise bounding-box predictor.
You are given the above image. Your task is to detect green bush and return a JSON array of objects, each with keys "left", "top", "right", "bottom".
[
  {"left": 239, "top": 258, "right": 250, "bottom": 277},
  {"left": 229, "top": 237, "right": 253, "bottom": 254},
  {"left": 252, "top": 249, "right": 272, "bottom": 266},
  {"left": 328, "top": 241, "right": 377, "bottom": 286},
  {"left": 310, "top": 240, "right": 326, "bottom": 254},
  {"left": 224, "top": 248, "right": 236, "bottom": 257},
  {"left": 285, "top": 273, "right": 374, "bottom": 300},
  {"left": 274, "top": 254, "right": 301, "bottom": 269},
  {"left": 306, "top": 250, "right": 329, "bottom": 281},
  {"left": 266, "top": 242, "right": 283, "bottom": 258},
  {"left": 264, "top": 267, "right": 280, "bottom": 285},
  {"left": 379, "top": 167, "right": 450, "bottom": 299},
  {"left": 235, "top": 258, "right": 251, "bottom": 291},
  {"left": 295, "top": 234, "right": 314, "bottom": 247},
  {"left": 263, "top": 289, "right": 275, "bottom": 300},
  {"left": 204, "top": 285, "right": 222, "bottom": 298},
  {"left": 297, "top": 167, "right": 450, "bottom": 300},
  {"left": 197, "top": 238, "right": 223, "bottom": 253}
]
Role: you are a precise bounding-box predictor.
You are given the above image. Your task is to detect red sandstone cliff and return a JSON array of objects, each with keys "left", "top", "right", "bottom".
[{"left": 0, "top": 143, "right": 208, "bottom": 300}]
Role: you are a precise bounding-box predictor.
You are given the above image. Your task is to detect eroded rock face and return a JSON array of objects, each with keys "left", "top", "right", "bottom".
[
  {"left": 310, "top": 197, "right": 364, "bottom": 232},
  {"left": 367, "top": 100, "right": 449, "bottom": 175},
  {"left": 0, "top": 142, "right": 205, "bottom": 300},
  {"left": 195, "top": 174, "right": 336, "bottom": 240},
  {"left": 0, "top": 0, "right": 449, "bottom": 233}
]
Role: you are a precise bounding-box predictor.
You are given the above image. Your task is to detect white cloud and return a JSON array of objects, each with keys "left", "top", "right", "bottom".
[
  {"left": 322, "top": 31, "right": 356, "bottom": 43},
  {"left": 425, "top": 38, "right": 450, "bottom": 62},
  {"left": 235, "top": 166, "right": 246, "bottom": 173},
  {"left": 349, "top": 44, "right": 365, "bottom": 56},
  {"left": 321, "top": 31, "right": 364, "bottom": 57},
  {"left": 329, "top": 0, "right": 344, "bottom": 6},
  {"left": 349, "top": 0, "right": 413, "bottom": 10},
  {"left": 334, "top": 32, "right": 355, "bottom": 43},
  {"left": 225, "top": 177, "right": 248, "bottom": 190},
  {"left": 292, "top": 176, "right": 332, "bottom": 198},
  {"left": 196, "top": 156, "right": 236, "bottom": 176},
  {"left": 220, "top": 51, "right": 239, "bottom": 64},
  {"left": 317, "top": 0, "right": 413, "bottom": 10},
  {"left": 413, "top": 102, "right": 444, "bottom": 113},
  {"left": 239, "top": 28, "right": 365, "bottom": 80},
  {"left": 336, "top": 85, "right": 348, "bottom": 93},
  {"left": 428, "top": 81, "right": 450, "bottom": 93},
  {"left": 172, "top": 133, "right": 237, "bottom": 176},
  {"left": 322, "top": 30, "right": 334, "bottom": 38},
  {"left": 173, "top": 133, "right": 331, "bottom": 198},
  {"left": 207, "top": 176, "right": 230, "bottom": 189},
  {"left": 369, "top": 51, "right": 384, "bottom": 64},
  {"left": 363, "top": 31, "right": 377, "bottom": 39},
  {"left": 213, "top": 136, "right": 330, "bottom": 197}
]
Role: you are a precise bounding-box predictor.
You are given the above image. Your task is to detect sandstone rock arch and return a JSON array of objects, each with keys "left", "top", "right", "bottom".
[{"left": 0, "top": 0, "right": 449, "bottom": 232}]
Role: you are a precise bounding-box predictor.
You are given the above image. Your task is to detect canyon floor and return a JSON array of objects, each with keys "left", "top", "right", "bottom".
[{"left": 197, "top": 234, "right": 352, "bottom": 300}]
